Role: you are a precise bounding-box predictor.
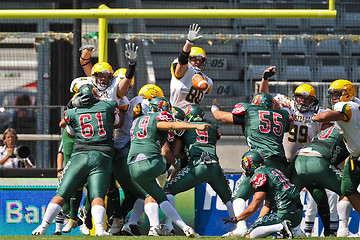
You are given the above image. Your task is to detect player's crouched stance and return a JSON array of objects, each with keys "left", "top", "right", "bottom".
[{"left": 222, "top": 151, "right": 302, "bottom": 239}]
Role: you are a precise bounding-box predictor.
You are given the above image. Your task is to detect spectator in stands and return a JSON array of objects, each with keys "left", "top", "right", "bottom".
[
  {"left": 1, "top": 94, "right": 35, "bottom": 133},
  {"left": 0, "top": 128, "right": 33, "bottom": 168},
  {"left": 170, "top": 23, "right": 213, "bottom": 111}
]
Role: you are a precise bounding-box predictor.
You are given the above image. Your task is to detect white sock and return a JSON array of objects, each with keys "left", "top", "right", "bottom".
[
  {"left": 91, "top": 205, "right": 106, "bottom": 232},
  {"left": 41, "top": 203, "right": 62, "bottom": 228},
  {"left": 144, "top": 202, "right": 160, "bottom": 228},
  {"left": 159, "top": 201, "right": 188, "bottom": 231},
  {"left": 128, "top": 199, "right": 145, "bottom": 224},
  {"left": 338, "top": 200, "right": 351, "bottom": 222},
  {"left": 249, "top": 223, "right": 282, "bottom": 238},
  {"left": 166, "top": 194, "right": 175, "bottom": 206},
  {"left": 225, "top": 201, "right": 235, "bottom": 218},
  {"left": 233, "top": 198, "right": 247, "bottom": 229},
  {"left": 55, "top": 213, "right": 65, "bottom": 232}
]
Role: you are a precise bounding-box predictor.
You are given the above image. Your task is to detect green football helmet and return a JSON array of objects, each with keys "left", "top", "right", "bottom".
[
  {"left": 148, "top": 97, "right": 171, "bottom": 113},
  {"left": 185, "top": 105, "right": 204, "bottom": 122},
  {"left": 252, "top": 93, "right": 273, "bottom": 109},
  {"left": 172, "top": 106, "right": 185, "bottom": 121},
  {"left": 241, "top": 151, "right": 264, "bottom": 177},
  {"left": 77, "top": 84, "right": 99, "bottom": 105}
]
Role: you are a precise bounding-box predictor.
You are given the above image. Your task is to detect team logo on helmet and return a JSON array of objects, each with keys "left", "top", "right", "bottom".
[
  {"left": 252, "top": 93, "right": 273, "bottom": 108},
  {"left": 148, "top": 97, "right": 171, "bottom": 113}
]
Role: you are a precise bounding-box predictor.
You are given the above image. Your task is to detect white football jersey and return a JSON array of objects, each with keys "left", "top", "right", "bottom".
[
  {"left": 114, "top": 96, "right": 150, "bottom": 149},
  {"left": 333, "top": 100, "right": 360, "bottom": 156},
  {"left": 275, "top": 94, "right": 324, "bottom": 161},
  {"left": 70, "top": 76, "right": 129, "bottom": 109},
  {"left": 170, "top": 59, "right": 213, "bottom": 111}
]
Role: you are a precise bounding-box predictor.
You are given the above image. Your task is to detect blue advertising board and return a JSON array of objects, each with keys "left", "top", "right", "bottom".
[{"left": 195, "top": 173, "right": 360, "bottom": 236}]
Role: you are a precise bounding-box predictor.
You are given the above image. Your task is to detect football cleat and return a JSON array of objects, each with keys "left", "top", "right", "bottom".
[
  {"left": 148, "top": 225, "right": 175, "bottom": 236},
  {"left": 108, "top": 218, "right": 124, "bottom": 235},
  {"left": 95, "top": 229, "right": 112, "bottom": 236},
  {"left": 79, "top": 223, "right": 90, "bottom": 236},
  {"left": 52, "top": 231, "right": 62, "bottom": 235},
  {"left": 281, "top": 220, "right": 294, "bottom": 239},
  {"left": 122, "top": 222, "right": 142, "bottom": 236},
  {"left": 62, "top": 219, "right": 78, "bottom": 233},
  {"left": 32, "top": 225, "right": 48, "bottom": 235},
  {"left": 184, "top": 227, "right": 201, "bottom": 238}
]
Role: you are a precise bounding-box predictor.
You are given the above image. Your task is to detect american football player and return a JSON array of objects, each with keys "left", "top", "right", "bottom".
[
  {"left": 128, "top": 97, "right": 210, "bottom": 238},
  {"left": 259, "top": 66, "right": 341, "bottom": 236},
  {"left": 221, "top": 150, "right": 302, "bottom": 239},
  {"left": 313, "top": 79, "right": 360, "bottom": 235},
  {"left": 164, "top": 105, "right": 235, "bottom": 229},
  {"left": 32, "top": 84, "right": 120, "bottom": 236},
  {"left": 212, "top": 93, "right": 293, "bottom": 237},
  {"left": 170, "top": 23, "right": 213, "bottom": 110}
]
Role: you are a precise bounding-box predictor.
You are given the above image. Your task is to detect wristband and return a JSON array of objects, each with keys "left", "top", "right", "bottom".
[
  {"left": 211, "top": 105, "right": 219, "bottom": 113},
  {"left": 178, "top": 50, "right": 190, "bottom": 65},
  {"left": 57, "top": 168, "right": 63, "bottom": 173},
  {"left": 125, "top": 63, "right": 136, "bottom": 79},
  {"left": 81, "top": 60, "right": 91, "bottom": 67},
  {"left": 186, "top": 39, "right": 194, "bottom": 46},
  {"left": 80, "top": 56, "right": 91, "bottom": 61}
]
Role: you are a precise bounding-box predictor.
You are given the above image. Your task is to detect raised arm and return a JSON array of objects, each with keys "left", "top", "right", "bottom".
[
  {"left": 79, "top": 45, "right": 95, "bottom": 77},
  {"left": 174, "top": 23, "right": 202, "bottom": 78},
  {"left": 259, "top": 66, "right": 276, "bottom": 93},
  {"left": 117, "top": 43, "right": 138, "bottom": 97}
]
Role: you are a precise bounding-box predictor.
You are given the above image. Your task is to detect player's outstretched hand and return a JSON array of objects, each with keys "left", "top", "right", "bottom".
[
  {"left": 187, "top": 23, "right": 202, "bottom": 45},
  {"left": 72, "top": 94, "right": 91, "bottom": 108},
  {"left": 221, "top": 217, "right": 239, "bottom": 224},
  {"left": 79, "top": 45, "right": 95, "bottom": 52},
  {"left": 196, "top": 123, "right": 211, "bottom": 131},
  {"left": 262, "top": 66, "right": 277, "bottom": 80},
  {"left": 212, "top": 99, "right": 220, "bottom": 108},
  {"left": 125, "top": 43, "right": 138, "bottom": 65}
]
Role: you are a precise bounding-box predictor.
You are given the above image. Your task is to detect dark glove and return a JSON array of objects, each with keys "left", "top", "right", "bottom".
[
  {"left": 172, "top": 158, "right": 181, "bottom": 170},
  {"left": 221, "top": 217, "right": 238, "bottom": 224},
  {"left": 262, "top": 68, "right": 276, "bottom": 80},
  {"left": 72, "top": 94, "right": 91, "bottom": 108}
]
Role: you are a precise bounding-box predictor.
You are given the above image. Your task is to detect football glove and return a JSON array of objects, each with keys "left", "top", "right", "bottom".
[
  {"left": 187, "top": 23, "right": 202, "bottom": 45},
  {"left": 125, "top": 43, "right": 138, "bottom": 65},
  {"left": 221, "top": 217, "right": 239, "bottom": 224},
  {"left": 79, "top": 45, "right": 95, "bottom": 52},
  {"left": 262, "top": 67, "right": 276, "bottom": 80},
  {"left": 71, "top": 94, "right": 92, "bottom": 108}
]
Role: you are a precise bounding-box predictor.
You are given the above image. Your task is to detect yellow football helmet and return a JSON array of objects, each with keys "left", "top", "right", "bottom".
[
  {"left": 114, "top": 68, "right": 135, "bottom": 88},
  {"left": 328, "top": 79, "right": 355, "bottom": 102},
  {"left": 138, "top": 84, "right": 164, "bottom": 101},
  {"left": 91, "top": 62, "right": 114, "bottom": 91},
  {"left": 293, "top": 84, "right": 318, "bottom": 112},
  {"left": 189, "top": 47, "right": 207, "bottom": 64}
]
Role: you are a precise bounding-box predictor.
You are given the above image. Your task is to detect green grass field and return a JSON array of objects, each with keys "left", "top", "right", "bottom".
[{"left": 0, "top": 236, "right": 350, "bottom": 240}]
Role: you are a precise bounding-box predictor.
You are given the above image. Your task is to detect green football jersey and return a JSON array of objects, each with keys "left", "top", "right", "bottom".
[
  {"left": 64, "top": 100, "right": 117, "bottom": 155},
  {"left": 250, "top": 166, "right": 300, "bottom": 213},
  {"left": 233, "top": 103, "right": 290, "bottom": 159},
  {"left": 304, "top": 125, "right": 349, "bottom": 166},
  {"left": 128, "top": 111, "right": 174, "bottom": 162},
  {"left": 182, "top": 122, "right": 219, "bottom": 166}
]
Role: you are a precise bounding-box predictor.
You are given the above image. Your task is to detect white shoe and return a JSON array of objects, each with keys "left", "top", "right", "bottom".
[
  {"left": 337, "top": 228, "right": 350, "bottom": 237},
  {"left": 32, "top": 225, "right": 48, "bottom": 235},
  {"left": 108, "top": 218, "right": 124, "bottom": 235},
  {"left": 148, "top": 226, "right": 160, "bottom": 236},
  {"left": 62, "top": 219, "right": 77, "bottom": 233},
  {"left": 95, "top": 229, "right": 112, "bottom": 236},
  {"left": 222, "top": 231, "right": 233, "bottom": 237},
  {"left": 292, "top": 226, "right": 306, "bottom": 237},
  {"left": 184, "top": 227, "right": 201, "bottom": 238},
  {"left": 79, "top": 224, "right": 90, "bottom": 236},
  {"left": 122, "top": 222, "right": 141, "bottom": 236},
  {"left": 232, "top": 225, "right": 247, "bottom": 237},
  {"left": 281, "top": 220, "right": 294, "bottom": 239}
]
